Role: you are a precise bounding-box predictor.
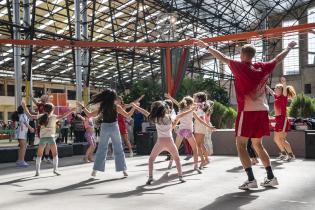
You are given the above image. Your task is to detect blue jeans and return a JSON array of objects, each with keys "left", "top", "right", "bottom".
[{"left": 93, "top": 122, "right": 127, "bottom": 172}]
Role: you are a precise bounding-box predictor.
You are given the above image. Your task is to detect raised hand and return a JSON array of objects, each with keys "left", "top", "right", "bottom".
[
  {"left": 288, "top": 41, "right": 297, "bottom": 49},
  {"left": 164, "top": 93, "right": 171, "bottom": 99},
  {"left": 193, "top": 39, "right": 208, "bottom": 48}
]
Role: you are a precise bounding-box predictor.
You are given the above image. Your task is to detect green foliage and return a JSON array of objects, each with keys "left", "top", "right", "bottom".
[
  {"left": 123, "top": 79, "right": 162, "bottom": 110},
  {"left": 176, "top": 76, "right": 230, "bottom": 106},
  {"left": 211, "top": 101, "right": 237, "bottom": 129},
  {"left": 288, "top": 94, "right": 315, "bottom": 118},
  {"left": 124, "top": 76, "right": 231, "bottom": 112}
]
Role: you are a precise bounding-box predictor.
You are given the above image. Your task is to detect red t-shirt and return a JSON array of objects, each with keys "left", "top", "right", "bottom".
[
  {"left": 274, "top": 95, "right": 288, "bottom": 116},
  {"left": 228, "top": 60, "right": 277, "bottom": 112},
  {"left": 36, "top": 102, "right": 44, "bottom": 114}
]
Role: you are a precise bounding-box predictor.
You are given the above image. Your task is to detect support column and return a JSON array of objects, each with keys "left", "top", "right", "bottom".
[
  {"left": 82, "top": 0, "right": 90, "bottom": 105},
  {"left": 74, "top": 0, "right": 82, "bottom": 102},
  {"left": 23, "top": 0, "right": 32, "bottom": 106},
  {"left": 13, "top": 0, "right": 22, "bottom": 109}
]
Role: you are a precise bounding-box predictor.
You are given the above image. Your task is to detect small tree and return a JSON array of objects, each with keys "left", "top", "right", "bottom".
[
  {"left": 211, "top": 101, "right": 237, "bottom": 128},
  {"left": 289, "top": 94, "right": 315, "bottom": 118}
]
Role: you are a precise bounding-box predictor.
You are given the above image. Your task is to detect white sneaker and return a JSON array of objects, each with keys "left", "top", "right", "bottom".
[
  {"left": 260, "top": 177, "right": 279, "bottom": 187},
  {"left": 277, "top": 153, "right": 286, "bottom": 160},
  {"left": 238, "top": 179, "right": 258, "bottom": 190},
  {"left": 284, "top": 155, "right": 295, "bottom": 162},
  {"left": 53, "top": 170, "right": 61, "bottom": 176},
  {"left": 129, "top": 152, "right": 134, "bottom": 158},
  {"left": 146, "top": 177, "right": 153, "bottom": 185}
]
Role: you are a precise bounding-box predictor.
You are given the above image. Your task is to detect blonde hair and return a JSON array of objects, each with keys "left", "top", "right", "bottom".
[
  {"left": 275, "top": 84, "right": 296, "bottom": 99},
  {"left": 241, "top": 44, "right": 256, "bottom": 59},
  {"left": 179, "top": 96, "right": 194, "bottom": 111}
]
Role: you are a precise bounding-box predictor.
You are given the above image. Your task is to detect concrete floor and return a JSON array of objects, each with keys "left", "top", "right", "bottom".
[{"left": 0, "top": 155, "right": 315, "bottom": 210}]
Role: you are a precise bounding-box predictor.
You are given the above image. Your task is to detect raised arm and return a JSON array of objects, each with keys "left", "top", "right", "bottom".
[
  {"left": 117, "top": 104, "right": 136, "bottom": 118},
  {"left": 193, "top": 112, "right": 215, "bottom": 130},
  {"left": 21, "top": 101, "right": 38, "bottom": 119},
  {"left": 76, "top": 101, "right": 98, "bottom": 118},
  {"left": 131, "top": 103, "right": 150, "bottom": 118},
  {"left": 266, "top": 85, "right": 275, "bottom": 96},
  {"left": 57, "top": 108, "right": 76, "bottom": 120},
  {"left": 174, "top": 105, "right": 195, "bottom": 121},
  {"left": 194, "top": 39, "right": 232, "bottom": 64},
  {"left": 164, "top": 93, "right": 180, "bottom": 107},
  {"left": 280, "top": 77, "right": 287, "bottom": 97},
  {"left": 271, "top": 41, "right": 297, "bottom": 64}
]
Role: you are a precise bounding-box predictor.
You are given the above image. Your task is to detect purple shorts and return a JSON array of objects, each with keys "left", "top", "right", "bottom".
[
  {"left": 85, "top": 132, "right": 96, "bottom": 147},
  {"left": 178, "top": 129, "right": 193, "bottom": 139}
]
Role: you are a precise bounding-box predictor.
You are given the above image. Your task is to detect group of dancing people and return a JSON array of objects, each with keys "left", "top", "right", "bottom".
[{"left": 13, "top": 37, "right": 298, "bottom": 190}]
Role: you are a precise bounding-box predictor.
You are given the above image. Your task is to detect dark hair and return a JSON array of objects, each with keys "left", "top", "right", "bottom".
[
  {"left": 17, "top": 105, "right": 24, "bottom": 114},
  {"left": 241, "top": 44, "right": 256, "bottom": 59},
  {"left": 88, "top": 88, "right": 117, "bottom": 119},
  {"left": 38, "top": 103, "right": 54, "bottom": 126},
  {"left": 194, "top": 92, "right": 207, "bottom": 103},
  {"left": 11, "top": 106, "right": 24, "bottom": 122},
  {"left": 148, "top": 101, "right": 170, "bottom": 125},
  {"left": 164, "top": 99, "right": 173, "bottom": 111}
]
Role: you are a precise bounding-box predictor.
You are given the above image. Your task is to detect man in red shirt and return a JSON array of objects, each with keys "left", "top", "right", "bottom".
[{"left": 194, "top": 38, "right": 296, "bottom": 190}]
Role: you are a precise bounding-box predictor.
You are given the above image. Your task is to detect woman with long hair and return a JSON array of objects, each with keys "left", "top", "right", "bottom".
[
  {"left": 76, "top": 88, "right": 137, "bottom": 178},
  {"left": 12, "top": 105, "right": 35, "bottom": 167},
  {"left": 267, "top": 77, "right": 296, "bottom": 162}
]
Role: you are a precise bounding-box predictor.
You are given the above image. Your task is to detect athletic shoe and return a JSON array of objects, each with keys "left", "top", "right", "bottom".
[
  {"left": 46, "top": 158, "right": 53, "bottom": 164},
  {"left": 277, "top": 153, "right": 286, "bottom": 160},
  {"left": 260, "top": 177, "right": 279, "bottom": 187},
  {"left": 16, "top": 161, "right": 29, "bottom": 168},
  {"left": 35, "top": 172, "right": 39, "bottom": 177},
  {"left": 53, "top": 170, "right": 61, "bottom": 176},
  {"left": 184, "top": 156, "right": 192, "bottom": 161},
  {"left": 146, "top": 177, "right": 153, "bottom": 185},
  {"left": 284, "top": 155, "right": 295, "bottom": 162},
  {"left": 129, "top": 152, "right": 134, "bottom": 158},
  {"left": 194, "top": 168, "right": 202, "bottom": 174},
  {"left": 179, "top": 176, "right": 186, "bottom": 183},
  {"left": 238, "top": 179, "right": 258, "bottom": 190}
]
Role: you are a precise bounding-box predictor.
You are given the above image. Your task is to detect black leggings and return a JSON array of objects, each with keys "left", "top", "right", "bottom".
[{"left": 247, "top": 139, "right": 257, "bottom": 158}]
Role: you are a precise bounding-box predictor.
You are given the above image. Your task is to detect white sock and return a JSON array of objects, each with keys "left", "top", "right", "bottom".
[
  {"left": 53, "top": 156, "right": 58, "bottom": 171},
  {"left": 36, "top": 157, "right": 42, "bottom": 174}
]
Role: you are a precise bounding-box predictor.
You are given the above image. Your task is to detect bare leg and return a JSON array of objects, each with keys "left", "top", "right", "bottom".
[
  {"left": 194, "top": 133, "right": 206, "bottom": 168},
  {"left": 251, "top": 138, "right": 271, "bottom": 168},
  {"left": 18, "top": 139, "right": 27, "bottom": 162},
  {"left": 236, "top": 136, "right": 251, "bottom": 169}
]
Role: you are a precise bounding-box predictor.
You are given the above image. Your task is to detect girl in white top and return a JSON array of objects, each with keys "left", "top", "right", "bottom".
[
  {"left": 193, "top": 92, "right": 214, "bottom": 168},
  {"left": 165, "top": 94, "right": 215, "bottom": 170},
  {"left": 13, "top": 105, "right": 35, "bottom": 167},
  {"left": 22, "top": 101, "right": 75, "bottom": 176},
  {"left": 131, "top": 100, "right": 195, "bottom": 185}
]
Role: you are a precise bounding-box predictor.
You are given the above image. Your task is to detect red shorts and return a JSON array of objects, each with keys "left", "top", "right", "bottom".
[
  {"left": 235, "top": 111, "right": 270, "bottom": 138},
  {"left": 118, "top": 120, "right": 128, "bottom": 135},
  {"left": 275, "top": 115, "right": 290, "bottom": 132}
]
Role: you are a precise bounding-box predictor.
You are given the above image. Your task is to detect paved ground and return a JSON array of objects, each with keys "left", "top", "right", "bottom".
[{"left": 0, "top": 155, "right": 315, "bottom": 210}]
